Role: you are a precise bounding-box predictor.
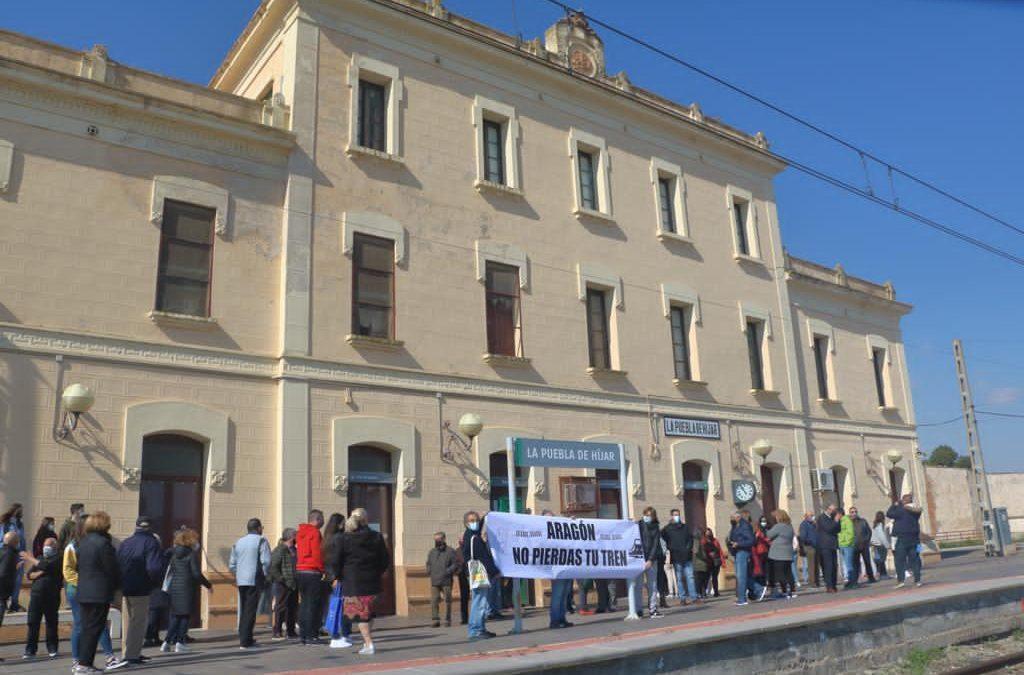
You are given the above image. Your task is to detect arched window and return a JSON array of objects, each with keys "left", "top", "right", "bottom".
[{"left": 682, "top": 461, "right": 709, "bottom": 533}]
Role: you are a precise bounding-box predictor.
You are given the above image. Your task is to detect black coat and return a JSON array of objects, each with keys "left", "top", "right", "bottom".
[
  {"left": 117, "top": 530, "right": 165, "bottom": 597},
  {"left": 639, "top": 520, "right": 664, "bottom": 562},
  {"left": 29, "top": 551, "right": 63, "bottom": 598},
  {"left": 335, "top": 528, "right": 390, "bottom": 597},
  {"left": 0, "top": 543, "right": 18, "bottom": 599},
  {"left": 661, "top": 521, "right": 694, "bottom": 563},
  {"left": 461, "top": 528, "right": 498, "bottom": 579},
  {"left": 167, "top": 545, "right": 210, "bottom": 616},
  {"left": 816, "top": 512, "right": 841, "bottom": 551},
  {"left": 75, "top": 531, "right": 120, "bottom": 604}
]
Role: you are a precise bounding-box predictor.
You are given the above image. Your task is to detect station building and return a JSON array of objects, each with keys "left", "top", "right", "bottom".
[{"left": 0, "top": 0, "right": 929, "bottom": 623}]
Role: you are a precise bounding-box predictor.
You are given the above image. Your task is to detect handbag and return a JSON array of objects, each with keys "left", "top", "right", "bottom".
[
  {"left": 324, "top": 584, "right": 344, "bottom": 637},
  {"left": 467, "top": 536, "right": 490, "bottom": 590}
]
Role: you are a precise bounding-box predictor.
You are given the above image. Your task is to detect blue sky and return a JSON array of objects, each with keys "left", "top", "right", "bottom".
[{"left": 6, "top": 1, "right": 1023, "bottom": 469}]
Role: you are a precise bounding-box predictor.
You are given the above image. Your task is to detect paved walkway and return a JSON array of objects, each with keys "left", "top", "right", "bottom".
[{"left": 2, "top": 550, "right": 1020, "bottom": 674}]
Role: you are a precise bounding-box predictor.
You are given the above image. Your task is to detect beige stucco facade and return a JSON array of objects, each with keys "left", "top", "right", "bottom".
[{"left": 0, "top": 0, "right": 928, "bottom": 622}]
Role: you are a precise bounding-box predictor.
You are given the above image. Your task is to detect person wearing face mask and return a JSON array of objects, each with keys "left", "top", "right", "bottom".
[
  {"left": 815, "top": 504, "right": 842, "bottom": 593},
  {"left": 728, "top": 511, "right": 767, "bottom": 606},
  {"left": 636, "top": 507, "right": 665, "bottom": 618},
  {"left": 21, "top": 536, "right": 63, "bottom": 659},
  {"left": 752, "top": 515, "right": 771, "bottom": 589},
  {"left": 58, "top": 504, "right": 85, "bottom": 554},
  {"left": 425, "top": 532, "right": 459, "bottom": 628},
  {"left": 661, "top": 509, "right": 697, "bottom": 606},
  {"left": 31, "top": 517, "right": 56, "bottom": 559},
  {"left": 461, "top": 511, "right": 499, "bottom": 640},
  {"left": 1, "top": 503, "right": 27, "bottom": 613}
]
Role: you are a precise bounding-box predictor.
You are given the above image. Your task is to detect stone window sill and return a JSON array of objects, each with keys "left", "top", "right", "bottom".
[
  {"left": 475, "top": 179, "right": 523, "bottom": 197},
  {"left": 346, "top": 334, "right": 405, "bottom": 351},
  {"left": 878, "top": 405, "right": 899, "bottom": 412},
  {"left": 345, "top": 144, "right": 404, "bottom": 164},
  {"left": 148, "top": 310, "right": 218, "bottom": 330},
  {"left": 750, "top": 388, "right": 781, "bottom": 396},
  {"left": 657, "top": 230, "right": 694, "bottom": 245},
  {"left": 587, "top": 366, "right": 627, "bottom": 377},
  {"left": 734, "top": 253, "right": 766, "bottom": 267},
  {"left": 482, "top": 353, "right": 531, "bottom": 367},
  {"left": 573, "top": 207, "right": 615, "bottom": 223},
  {"left": 673, "top": 378, "right": 709, "bottom": 388},
  {"left": 818, "top": 397, "right": 842, "bottom": 405}
]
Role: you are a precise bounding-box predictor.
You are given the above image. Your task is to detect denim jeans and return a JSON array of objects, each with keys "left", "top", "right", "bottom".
[
  {"left": 165, "top": 614, "right": 189, "bottom": 645},
  {"left": 467, "top": 587, "right": 491, "bottom": 638},
  {"left": 66, "top": 583, "right": 113, "bottom": 661},
  {"left": 549, "top": 579, "right": 570, "bottom": 626},
  {"left": 734, "top": 550, "right": 763, "bottom": 602},
  {"left": 893, "top": 540, "right": 921, "bottom": 583},
  {"left": 643, "top": 565, "right": 660, "bottom": 612},
  {"left": 486, "top": 577, "right": 502, "bottom": 614},
  {"left": 792, "top": 558, "right": 801, "bottom": 585},
  {"left": 840, "top": 546, "right": 857, "bottom": 584},
  {"left": 872, "top": 545, "right": 889, "bottom": 577},
  {"left": 672, "top": 562, "right": 697, "bottom": 602}
]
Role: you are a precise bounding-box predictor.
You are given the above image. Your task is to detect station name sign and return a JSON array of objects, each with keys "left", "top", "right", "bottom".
[
  {"left": 514, "top": 438, "right": 621, "bottom": 470},
  {"left": 662, "top": 416, "right": 721, "bottom": 440}
]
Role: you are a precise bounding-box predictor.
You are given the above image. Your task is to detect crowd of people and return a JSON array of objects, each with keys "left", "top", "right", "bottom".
[{"left": 0, "top": 493, "right": 926, "bottom": 670}]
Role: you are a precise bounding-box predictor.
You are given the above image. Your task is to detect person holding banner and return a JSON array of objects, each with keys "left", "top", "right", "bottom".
[
  {"left": 636, "top": 507, "right": 665, "bottom": 619},
  {"left": 461, "top": 512, "right": 499, "bottom": 640}
]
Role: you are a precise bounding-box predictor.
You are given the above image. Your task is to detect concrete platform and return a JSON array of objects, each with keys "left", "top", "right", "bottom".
[{"left": 2, "top": 550, "right": 1021, "bottom": 673}]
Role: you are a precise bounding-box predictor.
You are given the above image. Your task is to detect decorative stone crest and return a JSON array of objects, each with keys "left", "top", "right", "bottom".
[
  {"left": 209, "top": 470, "right": 227, "bottom": 488},
  {"left": 673, "top": 484, "right": 685, "bottom": 499},
  {"left": 631, "top": 482, "right": 642, "bottom": 498},
  {"left": 123, "top": 466, "right": 142, "bottom": 485},
  {"left": 544, "top": 12, "right": 605, "bottom": 79},
  {"left": 333, "top": 474, "right": 349, "bottom": 494},
  {"left": 402, "top": 477, "right": 417, "bottom": 494},
  {"left": 533, "top": 480, "right": 545, "bottom": 496},
  {"left": 476, "top": 476, "right": 490, "bottom": 496}
]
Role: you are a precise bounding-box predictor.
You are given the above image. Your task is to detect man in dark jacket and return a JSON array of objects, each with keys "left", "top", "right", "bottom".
[
  {"left": 662, "top": 509, "right": 697, "bottom": 606},
  {"left": 22, "top": 536, "right": 62, "bottom": 658},
  {"left": 798, "top": 512, "right": 820, "bottom": 587},
  {"left": 0, "top": 530, "right": 21, "bottom": 654},
  {"left": 849, "top": 507, "right": 876, "bottom": 584},
  {"left": 728, "top": 511, "right": 766, "bottom": 606},
  {"left": 816, "top": 504, "right": 842, "bottom": 592},
  {"left": 887, "top": 494, "right": 923, "bottom": 587},
  {"left": 268, "top": 528, "right": 298, "bottom": 640},
  {"left": 461, "top": 511, "right": 498, "bottom": 640},
  {"left": 426, "top": 531, "right": 459, "bottom": 627},
  {"left": 116, "top": 516, "right": 164, "bottom": 664}
]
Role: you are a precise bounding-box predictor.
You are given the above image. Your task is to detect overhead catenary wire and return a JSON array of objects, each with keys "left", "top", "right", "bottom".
[{"left": 536, "top": 0, "right": 1024, "bottom": 240}]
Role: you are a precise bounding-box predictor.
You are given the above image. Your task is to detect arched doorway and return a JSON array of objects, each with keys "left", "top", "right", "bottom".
[
  {"left": 681, "top": 461, "right": 708, "bottom": 534},
  {"left": 347, "top": 445, "right": 396, "bottom": 615},
  {"left": 139, "top": 434, "right": 205, "bottom": 626},
  {"left": 759, "top": 464, "right": 782, "bottom": 523}
]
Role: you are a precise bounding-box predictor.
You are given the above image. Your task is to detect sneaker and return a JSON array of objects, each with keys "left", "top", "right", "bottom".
[
  {"left": 105, "top": 659, "right": 129, "bottom": 671},
  {"left": 787, "top": 593, "right": 798, "bottom": 600},
  {"left": 160, "top": 642, "right": 172, "bottom": 653},
  {"left": 174, "top": 643, "right": 189, "bottom": 653},
  {"left": 329, "top": 638, "right": 353, "bottom": 649},
  {"left": 649, "top": 610, "right": 663, "bottom": 618},
  {"left": 895, "top": 582, "right": 906, "bottom": 589},
  {"left": 49, "top": 652, "right": 59, "bottom": 658},
  {"left": 915, "top": 581, "right": 923, "bottom": 587},
  {"left": 74, "top": 667, "right": 103, "bottom": 674},
  {"left": 272, "top": 633, "right": 285, "bottom": 641},
  {"left": 735, "top": 600, "right": 749, "bottom": 607},
  {"left": 22, "top": 654, "right": 34, "bottom": 659},
  {"left": 358, "top": 645, "right": 376, "bottom": 656}
]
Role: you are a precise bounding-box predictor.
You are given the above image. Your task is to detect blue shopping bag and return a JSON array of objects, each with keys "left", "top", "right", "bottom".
[{"left": 325, "top": 584, "right": 344, "bottom": 637}]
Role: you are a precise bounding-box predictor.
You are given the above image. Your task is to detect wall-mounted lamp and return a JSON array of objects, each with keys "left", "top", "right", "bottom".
[
  {"left": 752, "top": 439, "right": 773, "bottom": 464},
  {"left": 441, "top": 413, "right": 483, "bottom": 461},
  {"left": 885, "top": 449, "right": 904, "bottom": 467},
  {"left": 57, "top": 383, "right": 94, "bottom": 439}
]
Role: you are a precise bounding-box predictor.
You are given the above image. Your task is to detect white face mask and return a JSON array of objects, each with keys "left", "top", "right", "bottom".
[
  {"left": 43, "top": 546, "right": 55, "bottom": 557},
  {"left": 642, "top": 515, "right": 652, "bottom": 524},
  {"left": 672, "top": 515, "right": 681, "bottom": 523},
  {"left": 468, "top": 521, "right": 479, "bottom": 531}
]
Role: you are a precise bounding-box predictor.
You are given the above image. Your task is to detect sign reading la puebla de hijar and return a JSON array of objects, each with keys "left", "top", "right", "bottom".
[
  {"left": 662, "top": 416, "right": 721, "bottom": 440},
  {"left": 513, "top": 438, "right": 621, "bottom": 470}
]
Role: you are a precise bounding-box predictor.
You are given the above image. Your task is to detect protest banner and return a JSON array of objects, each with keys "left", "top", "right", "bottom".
[{"left": 485, "top": 511, "right": 645, "bottom": 580}]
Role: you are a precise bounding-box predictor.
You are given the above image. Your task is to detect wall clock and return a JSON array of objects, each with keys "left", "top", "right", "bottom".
[{"left": 732, "top": 480, "right": 757, "bottom": 506}]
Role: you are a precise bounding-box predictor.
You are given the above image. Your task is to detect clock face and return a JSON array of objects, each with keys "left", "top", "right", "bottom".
[
  {"left": 733, "top": 480, "right": 757, "bottom": 505},
  {"left": 569, "top": 48, "right": 596, "bottom": 77}
]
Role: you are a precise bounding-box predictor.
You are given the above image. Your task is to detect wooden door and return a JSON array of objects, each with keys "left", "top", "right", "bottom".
[
  {"left": 347, "top": 481, "right": 396, "bottom": 616},
  {"left": 889, "top": 469, "right": 904, "bottom": 503},
  {"left": 140, "top": 434, "right": 204, "bottom": 626},
  {"left": 760, "top": 464, "right": 777, "bottom": 522},
  {"left": 682, "top": 462, "right": 707, "bottom": 534}
]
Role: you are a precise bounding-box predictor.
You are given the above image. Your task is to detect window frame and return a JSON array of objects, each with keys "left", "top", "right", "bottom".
[
  {"left": 813, "top": 334, "right": 832, "bottom": 400},
  {"left": 569, "top": 128, "right": 612, "bottom": 219},
  {"left": 154, "top": 199, "right": 216, "bottom": 318},
  {"left": 484, "top": 261, "right": 523, "bottom": 358},
  {"left": 351, "top": 232, "right": 396, "bottom": 340},
  {"left": 650, "top": 157, "right": 689, "bottom": 240},
  {"left": 357, "top": 78, "right": 388, "bottom": 152},
  {"left": 746, "top": 318, "right": 766, "bottom": 391},
  {"left": 346, "top": 54, "right": 403, "bottom": 159},
  {"left": 669, "top": 305, "right": 693, "bottom": 382},
  {"left": 872, "top": 347, "right": 889, "bottom": 407},
  {"left": 726, "top": 185, "right": 761, "bottom": 261},
  {"left": 585, "top": 286, "right": 612, "bottom": 370},
  {"left": 472, "top": 96, "right": 521, "bottom": 193}
]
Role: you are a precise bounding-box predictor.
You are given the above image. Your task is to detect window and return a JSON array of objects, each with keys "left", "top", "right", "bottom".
[
  {"left": 586, "top": 287, "right": 611, "bottom": 369},
  {"left": 733, "top": 200, "right": 750, "bottom": 256},
  {"left": 482, "top": 120, "right": 505, "bottom": 185},
  {"left": 746, "top": 319, "right": 766, "bottom": 390},
  {"left": 155, "top": 200, "right": 215, "bottom": 317},
  {"left": 347, "top": 55, "right": 402, "bottom": 158},
  {"left": 358, "top": 79, "right": 387, "bottom": 152},
  {"left": 813, "top": 335, "right": 832, "bottom": 399},
  {"left": 351, "top": 233, "right": 395, "bottom": 339},
  {"left": 569, "top": 128, "right": 611, "bottom": 217},
  {"left": 578, "top": 150, "right": 597, "bottom": 211},
  {"left": 872, "top": 347, "right": 888, "bottom": 407},
  {"left": 670, "top": 305, "right": 692, "bottom": 381},
  {"left": 485, "top": 262, "right": 521, "bottom": 357},
  {"left": 658, "top": 177, "right": 676, "bottom": 233}
]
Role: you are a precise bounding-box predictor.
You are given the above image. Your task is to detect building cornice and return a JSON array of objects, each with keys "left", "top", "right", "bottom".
[{"left": 0, "top": 322, "right": 916, "bottom": 441}]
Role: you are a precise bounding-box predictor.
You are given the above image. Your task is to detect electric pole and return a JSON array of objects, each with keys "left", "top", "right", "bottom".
[{"left": 952, "top": 339, "right": 1004, "bottom": 556}]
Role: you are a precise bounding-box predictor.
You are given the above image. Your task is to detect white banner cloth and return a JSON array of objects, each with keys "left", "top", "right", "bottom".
[{"left": 485, "top": 512, "right": 645, "bottom": 580}]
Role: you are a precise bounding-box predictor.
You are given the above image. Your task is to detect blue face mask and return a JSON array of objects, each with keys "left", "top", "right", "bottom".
[
  {"left": 43, "top": 546, "right": 55, "bottom": 557},
  {"left": 642, "top": 515, "right": 652, "bottom": 524},
  {"left": 468, "top": 521, "right": 479, "bottom": 531}
]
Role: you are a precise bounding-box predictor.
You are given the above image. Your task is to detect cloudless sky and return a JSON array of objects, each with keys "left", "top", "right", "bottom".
[{"left": 5, "top": 1, "right": 1023, "bottom": 470}]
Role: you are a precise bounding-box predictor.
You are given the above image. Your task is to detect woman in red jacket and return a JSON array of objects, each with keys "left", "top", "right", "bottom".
[{"left": 752, "top": 517, "right": 771, "bottom": 587}]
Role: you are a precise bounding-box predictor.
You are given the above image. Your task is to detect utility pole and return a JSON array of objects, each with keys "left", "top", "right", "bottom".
[{"left": 952, "top": 339, "right": 1004, "bottom": 556}]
